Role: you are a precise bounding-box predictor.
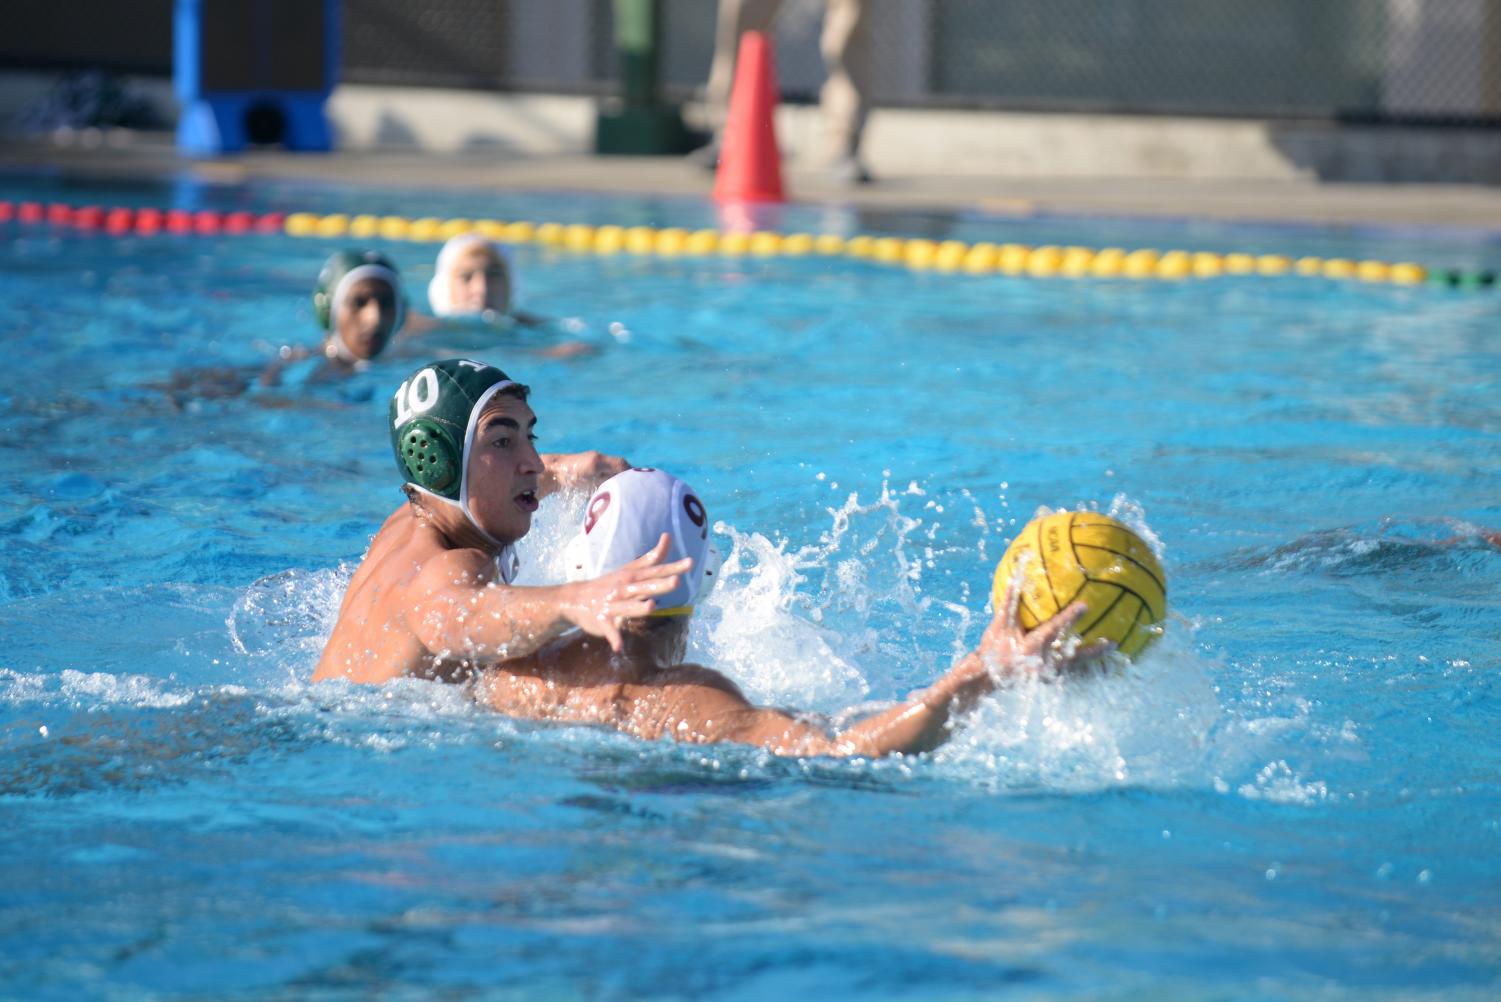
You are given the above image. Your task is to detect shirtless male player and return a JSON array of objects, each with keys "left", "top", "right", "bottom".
[
  {"left": 472, "top": 467, "right": 1110, "bottom": 758},
  {"left": 314, "top": 358, "right": 690, "bottom": 685}
]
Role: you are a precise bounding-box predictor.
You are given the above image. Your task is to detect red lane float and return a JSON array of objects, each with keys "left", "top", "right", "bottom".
[{"left": 7, "top": 201, "right": 334, "bottom": 242}]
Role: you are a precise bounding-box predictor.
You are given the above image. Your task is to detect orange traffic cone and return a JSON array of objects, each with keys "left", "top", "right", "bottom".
[{"left": 713, "top": 31, "right": 785, "bottom": 204}]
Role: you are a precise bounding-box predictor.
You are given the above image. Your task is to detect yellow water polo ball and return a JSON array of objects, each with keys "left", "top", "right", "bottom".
[{"left": 991, "top": 511, "right": 1168, "bottom": 658}]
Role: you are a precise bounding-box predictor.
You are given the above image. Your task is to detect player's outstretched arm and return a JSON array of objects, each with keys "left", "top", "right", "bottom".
[
  {"left": 822, "top": 586, "right": 1111, "bottom": 757},
  {"left": 753, "top": 578, "right": 1111, "bottom": 757},
  {"left": 407, "top": 533, "right": 692, "bottom": 661},
  {"left": 623, "top": 588, "right": 1110, "bottom": 758}
]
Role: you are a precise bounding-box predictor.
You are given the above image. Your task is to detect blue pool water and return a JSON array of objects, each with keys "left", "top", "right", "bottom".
[{"left": 1, "top": 174, "right": 1500, "bottom": 1000}]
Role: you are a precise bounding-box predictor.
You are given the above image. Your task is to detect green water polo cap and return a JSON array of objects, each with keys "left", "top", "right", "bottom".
[
  {"left": 312, "top": 249, "right": 404, "bottom": 334},
  {"left": 388, "top": 358, "right": 528, "bottom": 503}
]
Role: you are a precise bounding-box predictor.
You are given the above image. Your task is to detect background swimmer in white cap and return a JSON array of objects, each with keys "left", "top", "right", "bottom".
[
  {"left": 314, "top": 359, "right": 678, "bottom": 685},
  {"left": 428, "top": 233, "right": 518, "bottom": 320},
  {"left": 412, "top": 234, "right": 593, "bottom": 360},
  {"left": 472, "top": 468, "right": 1110, "bottom": 757}
]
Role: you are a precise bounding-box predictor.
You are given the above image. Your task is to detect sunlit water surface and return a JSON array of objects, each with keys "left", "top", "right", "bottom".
[{"left": 1, "top": 176, "right": 1499, "bottom": 1000}]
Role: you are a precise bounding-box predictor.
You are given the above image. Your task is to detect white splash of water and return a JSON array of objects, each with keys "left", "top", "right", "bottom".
[
  {"left": 935, "top": 630, "right": 1225, "bottom": 792},
  {"left": 226, "top": 566, "right": 351, "bottom": 682},
  {"left": 691, "top": 523, "right": 869, "bottom": 709},
  {"left": 58, "top": 669, "right": 195, "bottom": 709},
  {"left": 1237, "top": 759, "right": 1330, "bottom": 805}
]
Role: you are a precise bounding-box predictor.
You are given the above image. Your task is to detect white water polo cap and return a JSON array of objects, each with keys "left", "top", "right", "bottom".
[
  {"left": 428, "top": 234, "right": 515, "bottom": 317},
  {"left": 389, "top": 359, "right": 529, "bottom": 582},
  {"left": 564, "top": 468, "right": 722, "bottom": 617}
]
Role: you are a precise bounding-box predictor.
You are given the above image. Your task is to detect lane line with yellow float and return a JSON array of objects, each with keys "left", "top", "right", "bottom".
[{"left": 9, "top": 198, "right": 1500, "bottom": 289}]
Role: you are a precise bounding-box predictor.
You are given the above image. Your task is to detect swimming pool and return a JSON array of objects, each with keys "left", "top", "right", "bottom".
[{"left": 2, "top": 173, "right": 1499, "bottom": 999}]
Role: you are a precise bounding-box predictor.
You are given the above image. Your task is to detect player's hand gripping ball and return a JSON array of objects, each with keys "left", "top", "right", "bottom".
[{"left": 992, "top": 511, "right": 1167, "bottom": 658}]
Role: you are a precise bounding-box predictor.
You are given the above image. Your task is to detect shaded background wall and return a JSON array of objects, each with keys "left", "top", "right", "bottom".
[{"left": 5, "top": 0, "right": 1501, "bottom": 122}]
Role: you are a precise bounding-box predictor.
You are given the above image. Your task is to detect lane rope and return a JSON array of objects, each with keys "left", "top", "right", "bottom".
[{"left": 4, "top": 198, "right": 1486, "bottom": 289}]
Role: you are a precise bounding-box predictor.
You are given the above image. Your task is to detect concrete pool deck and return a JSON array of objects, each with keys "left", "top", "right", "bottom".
[{"left": 6, "top": 130, "right": 1501, "bottom": 233}]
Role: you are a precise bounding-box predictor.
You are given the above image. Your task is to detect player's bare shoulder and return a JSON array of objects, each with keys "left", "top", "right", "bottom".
[{"left": 648, "top": 662, "right": 748, "bottom": 702}]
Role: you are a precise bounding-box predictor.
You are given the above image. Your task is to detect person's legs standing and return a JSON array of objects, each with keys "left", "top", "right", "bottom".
[
  {"left": 696, "top": 0, "right": 785, "bottom": 165},
  {"left": 818, "top": 0, "right": 871, "bottom": 182}
]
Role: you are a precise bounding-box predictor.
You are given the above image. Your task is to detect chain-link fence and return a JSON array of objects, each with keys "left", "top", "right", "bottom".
[
  {"left": 340, "top": 0, "right": 1501, "bottom": 123},
  {"left": 7, "top": 0, "right": 1501, "bottom": 124}
]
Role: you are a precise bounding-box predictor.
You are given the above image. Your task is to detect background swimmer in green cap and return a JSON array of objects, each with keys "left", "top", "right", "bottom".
[
  {"left": 313, "top": 358, "right": 680, "bottom": 685},
  {"left": 260, "top": 249, "right": 405, "bottom": 387}
]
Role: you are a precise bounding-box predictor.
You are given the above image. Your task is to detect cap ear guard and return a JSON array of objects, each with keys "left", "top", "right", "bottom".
[
  {"left": 563, "top": 531, "right": 591, "bottom": 583},
  {"left": 397, "top": 419, "right": 461, "bottom": 494},
  {"left": 313, "top": 287, "right": 333, "bottom": 330},
  {"left": 696, "top": 542, "right": 724, "bottom": 602}
]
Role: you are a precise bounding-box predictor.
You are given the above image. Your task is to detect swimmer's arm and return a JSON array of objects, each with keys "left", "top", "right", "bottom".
[
  {"left": 644, "top": 678, "right": 968, "bottom": 757},
  {"left": 257, "top": 346, "right": 312, "bottom": 387},
  {"left": 398, "top": 312, "right": 440, "bottom": 335},
  {"left": 538, "top": 450, "right": 630, "bottom": 498},
  {"left": 616, "top": 665, "right": 953, "bottom": 757},
  {"left": 615, "top": 679, "right": 935, "bottom": 757},
  {"left": 405, "top": 534, "right": 691, "bottom": 660},
  {"left": 673, "top": 598, "right": 1106, "bottom": 758},
  {"left": 852, "top": 592, "right": 1110, "bottom": 751}
]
